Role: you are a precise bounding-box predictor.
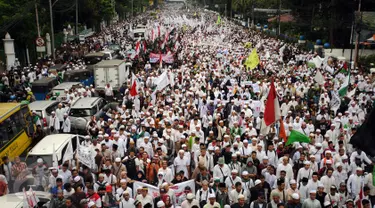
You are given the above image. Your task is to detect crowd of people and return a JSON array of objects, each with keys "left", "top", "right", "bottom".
[{"left": 1, "top": 3, "right": 375, "bottom": 208}]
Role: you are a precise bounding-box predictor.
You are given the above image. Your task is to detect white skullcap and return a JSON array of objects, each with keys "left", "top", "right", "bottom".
[
  {"left": 157, "top": 201, "right": 165, "bottom": 207},
  {"left": 208, "top": 193, "right": 216, "bottom": 198},
  {"left": 292, "top": 193, "right": 300, "bottom": 200}
]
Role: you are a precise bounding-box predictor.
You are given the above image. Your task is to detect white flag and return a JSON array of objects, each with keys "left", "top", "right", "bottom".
[
  {"left": 346, "top": 87, "right": 356, "bottom": 98},
  {"left": 28, "top": 187, "right": 39, "bottom": 207},
  {"left": 260, "top": 118, "right": 270, "bottom": 136},
  {"left": 325, "top": 65, "right": 334, "bottom": 74},
  {"left": 169, "top": 71, "right": 175, "bottom": 87},
  {"left": 63, "top": 139, "right": 74, "bottom": 163},
  {"left": 330, "top": 91, "right": 341, "bottom": 114},
  {"left": 314, "top": 70, "right": 325, "bottom": 85},
  {"left": 155, "top": 71, "right": 170, "bottom": 91},
  {"left": 52, "top": 143, "right": 58, "bottom": 168}
]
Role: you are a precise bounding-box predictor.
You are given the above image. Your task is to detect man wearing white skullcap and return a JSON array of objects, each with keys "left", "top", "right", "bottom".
[
  {"left": 118, "top": 190, "right": 135, "bottom": 208},
  {"left": 347, "top": 167, "right": 365, "bottom": 198},
  {"left": 296, "top": 161, "right": 313, "bottom": 184},
  {"left": 302, "top": 190, "right": 321, "bottom": 208}
]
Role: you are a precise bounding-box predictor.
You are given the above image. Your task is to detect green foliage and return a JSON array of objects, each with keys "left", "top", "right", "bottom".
[{"left": 359, "top": 54, "right": 375, "bottom": 68}]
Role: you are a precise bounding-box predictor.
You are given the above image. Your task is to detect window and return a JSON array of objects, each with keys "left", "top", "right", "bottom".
[
  {"left": 0, "top": 110, "right": 26, "bottom": 149},
  {"left": 69, "top": 108, "right": 93, "bottom": 117},
  {"left": 31, "top": 86, "right": 48, "bottom": 93},
  {"left": 45, "top": 102, "right": 59, "bottom": 117}
]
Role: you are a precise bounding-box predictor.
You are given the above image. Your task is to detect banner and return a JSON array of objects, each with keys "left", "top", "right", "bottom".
[
  {"left": 330, "top": 90, "right": 341, "bottom": 114},
  {"left": 77, "top": 145, "right": 95, "bottom": 169},
  {"left": 149, "top": 53, "right": 160, "bottom": 63},
  {"left": 169, "top": 180, "right": 195, "bottom": 203},
  {"left": 252, "top": 83, "right": 260, "bottom": 93},
  {"left": 133, "top": 181, "right": 160, "bottom": 198},
  {"left": 149, "top": 53, "right": 175, "bottom": 64},
  {"left": 252, "top": 100, "right": 262, "bottom": 117}
]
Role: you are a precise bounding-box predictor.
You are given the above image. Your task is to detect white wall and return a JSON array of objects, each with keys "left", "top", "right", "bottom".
[{"left": 324, "top": 48, "right": 375, "bottom": 60}]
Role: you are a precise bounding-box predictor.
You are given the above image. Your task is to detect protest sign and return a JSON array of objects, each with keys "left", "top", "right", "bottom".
[{"left": 133, "top": 181, "right": 160, "bottom": 198}]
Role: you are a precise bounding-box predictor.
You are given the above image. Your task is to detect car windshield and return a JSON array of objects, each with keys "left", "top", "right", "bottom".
[
  {"left": 26, "top": 155, "right": 52, "bottom": 167},
  {"left": 69, "top": 108, "right": 93, "bottom": 117}
]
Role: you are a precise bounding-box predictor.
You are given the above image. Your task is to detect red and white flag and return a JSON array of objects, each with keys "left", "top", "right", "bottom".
[
  {"left": 142, "top": 41, "right": 147, "bottom": 52},
  {"left": 135, "top": 41, "right": 140, "bottom": 55},
  {"left": 356, "top": 185, "right": 364, "bottom": 208},
  {"left": 264, "top": 81, "right": 281, "bottom": 126},
  {"left": 151, "top": 29, "right": 155, "bottom": 41},
  {"left": 130, "top": 73, "right": 138, "bottom": 97},
  {"left": 159, "top": 53, "right": 163, "bottom": 68}
]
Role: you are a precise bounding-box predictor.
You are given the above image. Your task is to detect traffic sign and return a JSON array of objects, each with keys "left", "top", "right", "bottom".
[
  {"left": 35, "top": 37, "right": 45, "bottom": 47},
  {"left": 36, "top": 37, "right": 46, "bottom": 52}
]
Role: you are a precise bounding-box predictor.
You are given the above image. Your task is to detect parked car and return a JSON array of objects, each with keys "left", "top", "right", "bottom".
[
  {"left": 69, "top": 97, "right": 107, "bottom": 133},
  {"left": 47, "top": 82, "right": 81, "bottom": 101},
  {"left": 28, "top": 100, "right": 59, "bottom": 132},
  {"left": 31, "top": 77, "right": 59, "bottom": 100}
]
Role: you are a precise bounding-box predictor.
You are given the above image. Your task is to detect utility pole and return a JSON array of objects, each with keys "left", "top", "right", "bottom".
[
  {"left": 278, "top": 0, "right": 281, "bottom": 35},
  {"left": 251, "top": 0, "right": 254, "bottom": 28},
  {"left": 225, "top": 4, "right": 227, "bottom": 18},
  {"left": 75, "top": 0, "right": 78, "bottom": 35},
  {"left": 353, "top": 0, "right": 362, "bottom": 70},
  {"left": 49, "top": 0, "right": 55, "bottom": 60},
  {"left": 35, "top": 2, "right": 41, "bottom": 37}
]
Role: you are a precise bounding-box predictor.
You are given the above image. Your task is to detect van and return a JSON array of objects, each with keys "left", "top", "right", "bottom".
[
  {"left": 31, "top": 77, "right": 59, "bottom": 100},
  {"left": 27, "top": 134, "right": 85, "bottom": 167},
  {"left": 84, "top": 52, "right": 106, "bottom": 66},
  {"left": 94, "top": 60, "right": 128, "bottom": 90},
  {"left": 48, "top": 82, "right": 81, "bottom": 101},
  {"left": 100, "top": 50, "right": 118, "bottom": 60},
  {"left": 28, "top": 100, "right": 59, "bottom": 132},
  {"left": 63, "top": 69, "right": 94, "bottom": 86}
]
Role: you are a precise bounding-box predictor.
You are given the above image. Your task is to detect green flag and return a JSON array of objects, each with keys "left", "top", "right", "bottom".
[
  {"left": 216, "top": 15, "right": 221, "bottom": 25},
  {"left": 338, "top": 71, "right": 350, "bottom": 97},
  {"left": 286, "top": 130, "right": 311, "bottom": 146}
]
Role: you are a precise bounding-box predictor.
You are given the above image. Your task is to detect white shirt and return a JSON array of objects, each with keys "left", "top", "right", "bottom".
[
  {"left": 225, "top": 176, "right": 242, "bottom": 192},
  {"left": 62, "top": 117, "right": 71, "bottom": 132},
  {"left": 174, "top": 156, "right": 189, "bottom": 179},
  {"left": 276, "top": 163, "right": 294, "bottom": 181},
  {"left": 212, "top": 164, "right": 231, "bottom": 183},
  {"left": 296, "top": 167, "right": 313, "bottom": 184},
  {"left": 119, "top": 198, "right": 135, "bottom": 208},
  {"left": 58, "top": 169, "right": 71, "bottom": 185}
]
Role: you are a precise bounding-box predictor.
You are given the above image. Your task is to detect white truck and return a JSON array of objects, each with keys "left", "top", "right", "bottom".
[{"left": 94, "top": 60, "right": 129, "bottom": 90}]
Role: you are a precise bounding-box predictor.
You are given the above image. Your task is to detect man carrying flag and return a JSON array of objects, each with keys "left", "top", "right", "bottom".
[
  {"left": 130, "top": 73, "right": 138, "bottom": 97},
  {"left": 264, "top": 81, "right": 281, "bottom": 126},
  {"left": 339, "top": 70, "right": 350, "bottom": 97}
]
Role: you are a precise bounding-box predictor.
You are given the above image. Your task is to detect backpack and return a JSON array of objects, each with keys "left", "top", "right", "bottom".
[
  {"left": 96, "top": 181, "right": 107, "bottom": 190},
  {"left": 126, "top": 157, "right": 136, "bottom": 172},
  {"left": 199, "top": 188, "right": 213, "bottom": 208}
]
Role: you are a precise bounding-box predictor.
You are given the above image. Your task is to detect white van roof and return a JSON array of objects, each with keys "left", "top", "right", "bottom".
[
  {"left": 28, "top": 134, "right": 77, "bottom": 160},
  {"left": 52, "top": 82, "right": 81, "bottom": 90},
  {"left": 0, "top": 191, "right": 51, "bottom": 208}
]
